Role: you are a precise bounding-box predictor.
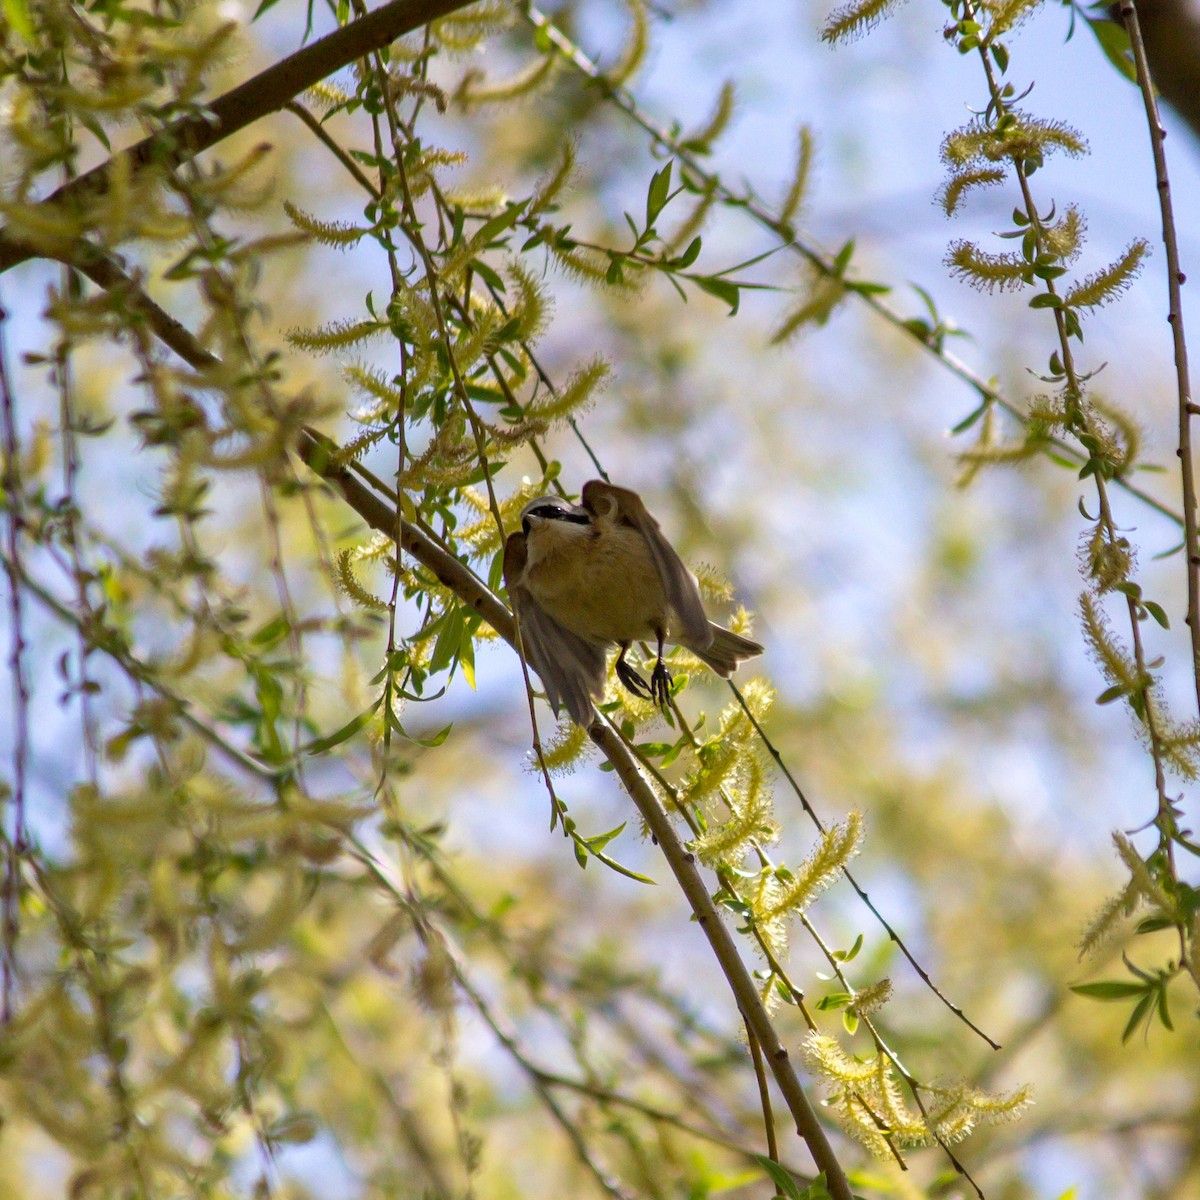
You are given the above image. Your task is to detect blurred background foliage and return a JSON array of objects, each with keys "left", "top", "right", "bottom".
[{"left": 1, "top": 0, "right": 1199, "bottom": 1197}]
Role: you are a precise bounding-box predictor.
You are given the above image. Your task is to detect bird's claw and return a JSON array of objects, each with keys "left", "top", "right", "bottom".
[
  {"left": 616, "top": 656, "right": 653, "bottom": 700},
  {"left": 650, "top": 660, "right": 672, "bottom": 710}
]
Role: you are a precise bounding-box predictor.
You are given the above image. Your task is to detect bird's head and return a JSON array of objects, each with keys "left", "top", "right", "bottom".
[{"left": 519, "top": 495, "right": 592, "bottom": 539}]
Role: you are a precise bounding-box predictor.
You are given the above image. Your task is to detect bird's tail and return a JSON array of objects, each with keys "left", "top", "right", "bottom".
[{"left": 687, "top": 623, "right": 764, "bottom": 677}]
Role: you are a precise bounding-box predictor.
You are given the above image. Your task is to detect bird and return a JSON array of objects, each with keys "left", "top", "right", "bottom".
[{"left": 503, "top": 479, "right": 764, "bottom": 726}]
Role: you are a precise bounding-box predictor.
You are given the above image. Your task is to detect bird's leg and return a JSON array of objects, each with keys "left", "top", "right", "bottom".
[
  {"left": 650, "top": 630, "right": 672, "bottom": 710},
  {"left": 615, "top": 644, "right": 653, "bottom": 700}
]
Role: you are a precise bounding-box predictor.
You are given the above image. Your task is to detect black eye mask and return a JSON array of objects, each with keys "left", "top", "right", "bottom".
[{"left": 522, "top": 503, "right": 591, "bottom": 536}]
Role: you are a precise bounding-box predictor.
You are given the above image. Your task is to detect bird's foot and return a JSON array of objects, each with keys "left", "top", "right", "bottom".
[
  {"left": 616, "top": 654, "right": 653, "bottom": 700},
  {"left": 650, "top": 659, "right": 673, "bottom": 711}
]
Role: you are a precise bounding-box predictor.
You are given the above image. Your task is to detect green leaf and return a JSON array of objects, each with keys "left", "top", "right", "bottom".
[
  {"left": 251, "top": 613, "right": 291, "bottom": 647},
  {"left": 459, "top": 625, "right": 477, "bottom": 690},
  {"left": 832, "top": 239, "right": 855, "bottom": 276},
  {"left": 585, "top": 845, "right": 655, "bottom": 884},
  {"left": 469, "top": 257, "right": 507, "bottom": 294},
  {"left": 833, "top": 933, "right": 864, "bottom": 963},
  {"left": 583, "top": 821, "right": 627, "bottom": 854},
  {"left": 847, "top": 280, "right": 891, "bottom": 297},
  {"left": 815, "top": 991, "right": 852, "bottom": 1011},
  {"left": 1085, "top": 16, "right": 1137, "bottom": 84},
  {"left": 1135, "top": 915, "right": 1177, "bottom": 934},
  {"left": 305, "top": 698, "right": 383, "bottom": 754},
  {"left": 475, "top": 200, "right": 530, "bottom": 248},
  {"left": 252, "top": 0, "right": 285, "bottom": 18},
  {"left": 694, "top": 275, "right": 740, "bottom": 314},
  {"left": 1156, "top": 983, "right": 1174, "bottom": 1031},
  {"left": 409, "top": 722, "right": 453, "bottom": 748},
  {"left": 1095, "top": 684, "right": 1127, "bottom": 705},
  {"left": 755, "top": 1156, "right": 806, "bottom": 1200},
  {"left": 429, "top": 606, "right": 464, "bottom": 675},
  {"left": 1122, "top": 991, "right": 1154, "bottom": 1043},
  {"left": 646, "top": 160, "right": 673, "bottom": 228},
  {"left": 1029, "top": 292, "right": 1063, "bottom": 309},
  {"left": 675, "top": 236, "right": 702, "bottom": 269},
  {"left": 1069, "top": 980, "right": 1146, "bottom": 1000},
  {"left": 1144, "top": 601, "right": 1170, "bottom": 629},
  {"left": 950, "top": 402, "right": 988, "bottom": 435}
]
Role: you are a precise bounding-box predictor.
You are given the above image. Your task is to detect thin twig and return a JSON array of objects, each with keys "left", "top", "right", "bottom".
[
  {"left": 745, "top": 1016, "right": 779, "bottom": 1164},
  {"left": 1121, "top": 1, "right": 1200, "bottom": 718},
  {"left": 963, "top": 0, "right": 1184, "bottom": 984},
  {"left": 346, "top": 834, "right": 636, "bottom": 1200},
  {"left": 0, "top": 296, "right": 30, "bottom": 1026},
  {"left": 728, "top": 682, "right": 1000, "bottom": 1049}
]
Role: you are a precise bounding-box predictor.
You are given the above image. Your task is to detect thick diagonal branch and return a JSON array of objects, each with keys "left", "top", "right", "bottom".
[{"left": 295, "top": 428, "right": 851, "bottom": 1199}]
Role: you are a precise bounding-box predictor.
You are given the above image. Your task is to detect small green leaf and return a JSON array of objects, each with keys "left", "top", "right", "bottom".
[
  {"left": 950, "top": 403, "right": 988, "bottom": 435},
  {"left": 305, "top": 699, "right": 383, "bottom": 754},
  {"left": 1095, "top": 684, "right": 1128, "bottom": 705},
  {"left": 815, "top": 991, "right": 852, "bottom": 1011},
  {"left": 1144, "top": 601, "right": 1170, "bottom": 629},
  {"left": 459, "top": 628, "right": 476, "bottom": 690},
  {"left": 584, "top": 821, "right": 627, "bottom": 854},
  {"left": 1029, "top": 292, "right": 1063, "bottom": 309},
  {"left": 694, "top": 275, "right": 740, "bottom": 314},
  {"left": 1122, "top": 992, "right": 1154, "bottom": 1043},
  {"left": 470, "top": 257, "right": 507, "bottom": 294},
  {"left": 1085, "top": 16, "right": 1137, "bottom": 84},
  {"left": 1156, "top": 983, "right": 1174, "bottom": 1031},
  {"left": 1069, "top": 980, "right": 1146, "bottom": 1000},
  {"left": 251, "top": 613, "right": 291, "bottom": 647},
  {"left": 832, "top": 239, "right": 855, "bottom": 275},
  {"left": 1135, "top": 915, "right": 1177, "bottom": 934},
  {"left": 833, "top": 933, "right": 864, "bottom": 963},
  {"left": 675, "top": 236, "right": 702, "bottom": 269},
  {"left": 429, "top": 606, "right": 464, "bottom": 674},
  {"left": 646, "top": 160, "right": 673, "bottom": 228},
  {"left": 755, "top": 1155, "right": 807, "bottom": 1200},
  {"left": 398, "top": 721, "right": 453, "bottom": 748},
  {"left": 475, "top": 200, "right": 530, "bottom": 247}
]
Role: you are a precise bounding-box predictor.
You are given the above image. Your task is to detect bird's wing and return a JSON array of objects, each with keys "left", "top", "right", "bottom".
[
  {"left": 503, "top": 532, "right": 604, "bottom": 726},
  {"left": 581, "top": 480, "right": 713, "bottom": 649}
]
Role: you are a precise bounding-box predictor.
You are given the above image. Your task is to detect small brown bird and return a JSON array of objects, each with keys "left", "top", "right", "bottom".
[{"left": 503, "top": 480, "right": 763, "bottom": 726}]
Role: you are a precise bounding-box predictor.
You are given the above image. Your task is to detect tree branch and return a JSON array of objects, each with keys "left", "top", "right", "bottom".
[{"left": 295, "top": 427, "right": 853, "bottom": 1200}]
